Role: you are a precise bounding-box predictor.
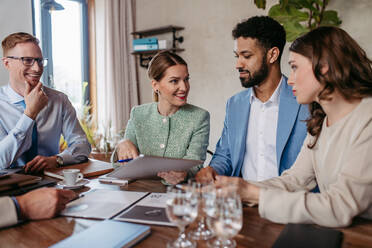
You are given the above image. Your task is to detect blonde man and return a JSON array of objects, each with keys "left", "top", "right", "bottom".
[{"left": 0, "top": 32, "right": 90, "bottom": 172}]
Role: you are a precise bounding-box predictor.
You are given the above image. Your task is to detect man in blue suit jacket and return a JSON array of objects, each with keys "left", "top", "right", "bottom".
[{"left": 196, "top": 16, "right": 308, "bottom": 182}]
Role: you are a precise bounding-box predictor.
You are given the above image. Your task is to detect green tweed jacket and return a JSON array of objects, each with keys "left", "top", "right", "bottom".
[{"left": 114, "top": 102, "right": 210, "bottom": 177}]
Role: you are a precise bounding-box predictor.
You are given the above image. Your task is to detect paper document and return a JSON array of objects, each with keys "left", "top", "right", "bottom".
[{"left": 61, "top": 189, "right": 149, "bottom": 219}]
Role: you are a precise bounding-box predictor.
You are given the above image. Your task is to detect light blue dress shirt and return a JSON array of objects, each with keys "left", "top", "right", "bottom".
[{"left": 0, "top": 84, "right": 91, "bottom": 169}]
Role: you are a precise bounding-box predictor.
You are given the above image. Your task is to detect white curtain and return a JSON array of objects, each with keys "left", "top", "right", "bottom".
[{"left": 96, "top": 0, "right": 138, "bottom": 136}]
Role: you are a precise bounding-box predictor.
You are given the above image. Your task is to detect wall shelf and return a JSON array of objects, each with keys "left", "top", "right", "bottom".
[
  {"left": 131, "top": 25, "right": 185, "bottom": 68},
  {"left": 131, "top": 48, "right": 185, "bottom": 55},
  {"left": 131, "top": 25, "right": 184, "bottom": 36}
]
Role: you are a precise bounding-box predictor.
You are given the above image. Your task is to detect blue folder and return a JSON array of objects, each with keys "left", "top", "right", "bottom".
[
  {"left": 50, "top": 220, "right": 151, "bottom": 248},
  {"left": 132, "top": 37, "right": 158, "bottom": 45}
]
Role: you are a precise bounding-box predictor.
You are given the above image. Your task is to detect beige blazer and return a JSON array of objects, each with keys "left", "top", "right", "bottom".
[
  {"left": 255, "top": 97, "right": 372, "bottom": 227},
  {"left": 0, "top": 197, "right": 18, "bottom": 228}
]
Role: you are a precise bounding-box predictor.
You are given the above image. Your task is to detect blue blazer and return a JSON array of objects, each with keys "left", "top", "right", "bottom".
[{"left": 211, "top": 76, "right": 309, "bottom": 177}]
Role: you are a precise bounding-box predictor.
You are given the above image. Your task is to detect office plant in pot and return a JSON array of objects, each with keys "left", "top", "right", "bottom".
[{"left": 254, "top": 0, "right": 342, "bottom": 41}]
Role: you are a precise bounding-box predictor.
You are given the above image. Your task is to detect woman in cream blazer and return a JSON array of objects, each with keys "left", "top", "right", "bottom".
[
  {"left": 113, "top": 52, "right": 210, "bottom": 184},
  {"left": 215, "top": 26, "right": 372, "bottom": 228}
]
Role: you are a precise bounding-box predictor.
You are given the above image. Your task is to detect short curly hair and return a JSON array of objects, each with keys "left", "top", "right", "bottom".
[{"left": 232, "top": 16, "right": 286, "bottom": 62}]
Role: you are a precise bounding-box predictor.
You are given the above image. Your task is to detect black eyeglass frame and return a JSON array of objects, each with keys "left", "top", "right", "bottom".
[{"left": 6, "top": 56, "right": 48, "bottom": 67}]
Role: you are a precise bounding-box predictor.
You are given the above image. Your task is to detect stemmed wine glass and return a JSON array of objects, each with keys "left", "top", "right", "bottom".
[
  {"left": 187, "top": 179, "right": 214, "bottom": 240},
  {"left": 165, "top": 186, "right": 199, "bottom": 248},
  {"left": 205, "top": 187, "right": 243, "bottom": 248}
]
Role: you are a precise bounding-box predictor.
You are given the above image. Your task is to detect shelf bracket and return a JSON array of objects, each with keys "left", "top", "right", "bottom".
[{"left": 172, "top": 28, "right": 184, "bottom": 49}]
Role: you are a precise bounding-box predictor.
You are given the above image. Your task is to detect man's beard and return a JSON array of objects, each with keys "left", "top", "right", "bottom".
[{"left": 239, "top": 56, "right": 269, "bottom": 88}]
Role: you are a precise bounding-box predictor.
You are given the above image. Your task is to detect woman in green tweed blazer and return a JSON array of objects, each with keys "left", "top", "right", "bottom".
[{"left": 113, "top": 51, "right": 210, "bottom": 184}]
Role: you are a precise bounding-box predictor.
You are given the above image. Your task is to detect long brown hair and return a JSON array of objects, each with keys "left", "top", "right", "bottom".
[
  {"left": 289, "top": 26, "right": 372, "bottom": 148},
  {"left": 147, "top": 51, "right": 187, "bottom": 102}
]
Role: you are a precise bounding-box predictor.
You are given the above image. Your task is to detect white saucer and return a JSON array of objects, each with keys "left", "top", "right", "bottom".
[{"left": 57, "top": 179, "right": 90, "bottom": 189}]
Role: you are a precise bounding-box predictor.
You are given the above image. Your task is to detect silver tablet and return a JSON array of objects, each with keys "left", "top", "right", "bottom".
[{"left": 107, "top": 155, "right": 203, "bottom": 180}]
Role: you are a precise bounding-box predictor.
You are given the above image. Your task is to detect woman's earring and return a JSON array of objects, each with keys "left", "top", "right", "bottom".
[{"left": 156, "top": 89, "right": 160, "bottom": 94}]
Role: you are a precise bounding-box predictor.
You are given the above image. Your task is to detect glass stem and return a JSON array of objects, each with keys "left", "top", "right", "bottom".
[
  {"left": 178, "top": 225, "right": 186, "bottom": 241},
  {"left": 199, "top": 216, "right": 206, "bottom": 228}
]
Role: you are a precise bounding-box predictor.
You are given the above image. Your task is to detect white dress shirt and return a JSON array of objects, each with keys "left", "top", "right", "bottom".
[
  {"left": 0, "top": 84, "right": 91, "bottom": 169},
  {"left": 241, "top": 78, "right": 283, "bottom": 181}
]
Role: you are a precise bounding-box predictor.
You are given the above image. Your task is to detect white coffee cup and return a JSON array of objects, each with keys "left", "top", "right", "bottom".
[{"left": 62, "top": 169, "right": 83, "bottom": 186}]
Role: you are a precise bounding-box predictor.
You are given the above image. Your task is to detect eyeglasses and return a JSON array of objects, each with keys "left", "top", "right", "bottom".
[{"left": 6, "top": 56, "right": 48, "bottom": 67}]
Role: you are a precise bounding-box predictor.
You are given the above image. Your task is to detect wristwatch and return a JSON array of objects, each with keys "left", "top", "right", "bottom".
[{"left": 56, "top": 156, "right": 64, "bottom": 168}]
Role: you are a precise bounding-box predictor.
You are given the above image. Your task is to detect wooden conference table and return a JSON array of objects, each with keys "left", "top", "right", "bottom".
[{"left": 1, "top": 178, "right": 372, "bottom": 247}]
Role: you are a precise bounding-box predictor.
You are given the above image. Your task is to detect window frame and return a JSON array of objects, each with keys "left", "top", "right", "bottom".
[{"left": 32, "top": 0, "right": 90, "bottom": 104}]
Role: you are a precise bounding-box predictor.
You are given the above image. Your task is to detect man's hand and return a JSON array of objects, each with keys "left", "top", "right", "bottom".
[
  {"left": 16, "top": 188, "right": 77, "bottom": 220},
  {"left": 116, "top": 140, "right": 139, "bottom": 161},
  {"left": 24, "top": 155, "right": 58, "bottom": 174},
  {"left": 214, "top": 175, "right": 260, "bottom": 204},
  {"left": 195, "top": 166, "right": 217, "bottom": 183},
  {"left": 24, "top": 82, "right": 48, "bottom": 120},
  {"left": 157, "top": 171, "right": 187, "bottom": 185}
]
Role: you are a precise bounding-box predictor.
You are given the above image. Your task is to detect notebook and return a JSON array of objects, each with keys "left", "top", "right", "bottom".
[
  {"left": 0, "top": 173, "right": 41, "bottom": 192},
  {"left": 272, "top": 224, "right": 343, "bottom": 248},
  {"left": 0, "top": 178, "right": 56, "bottom": 197},
  {"left": 115, "top": 192, "right": 175, "bottom": 226},
  {"left": 50, "top": 220, "right": 151, "bottom": 248},
  {"left": 44, "top": 158, "right": 114, "bottom": 179},
  {"left": 61, "top": 189, "right": 149, "bottom": 219}
]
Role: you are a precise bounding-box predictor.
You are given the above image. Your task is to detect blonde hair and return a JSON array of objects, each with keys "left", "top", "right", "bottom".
[
  {"left": 147, "top": 51, "right": 187, "bottom": 101},
  {"left": 2, "top": 32, "right": 39, "bottom": 56}
]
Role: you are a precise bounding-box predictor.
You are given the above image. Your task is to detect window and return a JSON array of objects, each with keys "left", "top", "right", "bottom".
[{"left": 33, "top": 0, "right": 89, "bottom": 111}]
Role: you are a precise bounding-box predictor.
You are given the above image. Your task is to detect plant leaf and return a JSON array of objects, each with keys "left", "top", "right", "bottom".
[
  {"left": 254, "top": 0, "right": 266, "bottom": 9},
  {"left": 320, "top": 10, "right": 342, "bottom": 26},
  {"left": 269, "top": 4, "right": 309, "bottom": 24},
  {"left": 279, "top": 0, "right": 289, "bottom": 9},
  {"left": 283, "top": 21, "right": 309, "bottom": 41},
  {"left": 297, "top": 0, "right": 312, "bottom": 9}
]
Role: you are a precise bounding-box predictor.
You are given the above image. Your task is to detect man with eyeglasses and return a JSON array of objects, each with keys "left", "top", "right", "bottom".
[{"left": 0, "top": 32, "right": 91, "bottom": 172}]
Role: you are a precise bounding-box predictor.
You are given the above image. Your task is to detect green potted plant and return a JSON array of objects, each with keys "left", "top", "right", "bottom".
[{"left": 254, "top": 0, "right": 342, "bottom": 41}]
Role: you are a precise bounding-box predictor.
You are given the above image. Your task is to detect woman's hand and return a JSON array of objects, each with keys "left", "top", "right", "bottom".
[
  {"left": 157, "top": 171, "right": 187, "bottom": 185},
  {"left": 116, "top": 140, "right": 139, "bottom": 161},
  {"left": 214, "top": 176, "right": 260, "bottom": 204}
]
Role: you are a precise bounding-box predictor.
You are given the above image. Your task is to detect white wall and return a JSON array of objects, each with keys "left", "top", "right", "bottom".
[
  {"left": 2, "top": 0, "right": 371, "bottom": 152},
  {"left": 135, "top": 0, "right": 372, "bottom": 152},
  {"left": 0, "top": 0, "right": 33, "bottom": 85}
]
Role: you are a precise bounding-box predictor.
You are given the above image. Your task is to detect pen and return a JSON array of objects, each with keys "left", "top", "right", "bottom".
[
  {"left": 175, "top": 184, "right": 185, "bottom": 190},
  {"left": 69, "top": 193, "right": 85, "bottom": 202},
  {"left": 99, "top": 178, "right": 128, "bottom": 186},
  {"left": 117, "top": 158, "right": 133, "bottom": 163}
]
